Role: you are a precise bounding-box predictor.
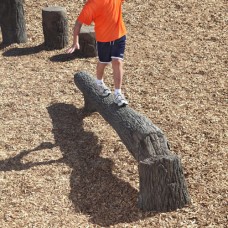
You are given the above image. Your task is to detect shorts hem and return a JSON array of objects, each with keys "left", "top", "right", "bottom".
[
  {"left": 111, "top": 56, "right": 124, "bottom": 60},
  {"left": 99, "top": 60, "right": 111, "bottom": 64}
]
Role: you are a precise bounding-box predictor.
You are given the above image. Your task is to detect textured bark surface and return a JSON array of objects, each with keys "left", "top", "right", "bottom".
[
  {"left": 139, "top": 155, "right": 190, "bottom": 212},
  {"left": 74, "top": 72, "right": 170, "bottom": 162},
  {"left": 42, "top": 6, "right": 68, "bottom": 49},
  {"left": 0, "top": 0, "right": 27, "bottom": 44},
  {"left": 74, "top": 72, "right": 191, "bottom": 212},
  {"left": 78, "top": 26, "right": 97, "bottom": 58}
]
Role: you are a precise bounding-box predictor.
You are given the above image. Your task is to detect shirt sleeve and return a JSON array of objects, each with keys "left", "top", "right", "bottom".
[{"left": 77, "top": 2, "right": 95, "bottom": 25}]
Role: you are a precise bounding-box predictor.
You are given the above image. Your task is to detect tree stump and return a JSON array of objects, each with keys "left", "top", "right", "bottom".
[
  {"left": 0, "top": 0, "right": 27, "bottom": 44},
  {"left": 78, "top": 25, "right": 97, "bottom": 58},
  {"left": 74, "top": 71, "right": 191, "bottom": 212},
  {"left": 138, "top": 155, "right": 190, "bottom": 212},
  {"left": 42, "top": 6, "right": 68, "bottom": 49}
]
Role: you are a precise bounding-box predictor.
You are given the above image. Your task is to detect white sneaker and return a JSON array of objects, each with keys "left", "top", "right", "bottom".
[
  {"left": 114, "top": 93, "right": 128, "bottom": 107},
  {"left": 96, "top": 82, "right": 111, "bottom": 97}
]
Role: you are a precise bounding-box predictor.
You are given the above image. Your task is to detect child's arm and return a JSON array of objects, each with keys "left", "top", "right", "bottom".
[{"left": 66, "top": 20, "right": 83, "bottom": 54}]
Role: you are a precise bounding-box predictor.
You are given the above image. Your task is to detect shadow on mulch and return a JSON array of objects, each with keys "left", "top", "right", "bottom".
[
  {"left": 2, "top": 43, "right": 91, "bottom": 62},
  {"left": 0, "top": 103, "right": 153, "bottom": 226},
  {"left": 2, "top": 44, "right": 45, "bottom": 56},
  {"left": 0, "top": 42, "right": 10, "bottom": 50},
  {"left": 49, "top": 51, "right": 89, "bottom": 62}
]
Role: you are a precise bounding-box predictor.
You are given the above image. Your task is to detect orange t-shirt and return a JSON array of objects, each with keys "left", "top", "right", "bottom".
[{"left": 77, "top": 0, "right": 126, "bottom": 42}]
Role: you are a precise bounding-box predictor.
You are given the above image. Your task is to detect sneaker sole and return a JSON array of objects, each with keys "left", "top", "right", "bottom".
[
  {"left": 118, "top": 103, "right": 128, "bottom": 107},
  {"left": 99, "top": 91, "right": 111, "bottom": 97},
  {"left": 114, "top": 101, "right": 128, "bottom": 107}
]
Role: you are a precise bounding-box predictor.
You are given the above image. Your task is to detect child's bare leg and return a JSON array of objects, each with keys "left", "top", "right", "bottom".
[
  {"left": 96, "top": 62, "right": 109, "bottom": 80},
  {"left": 112, "top": 58, "right": 128, "bottom": 106},
  {"left": 96, "top": 61, "right": 111, "bottom": 96},
  {"left": 112, "top": 59, "right": 123, "bottom": 91}
]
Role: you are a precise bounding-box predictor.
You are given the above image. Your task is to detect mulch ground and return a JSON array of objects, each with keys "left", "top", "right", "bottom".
[{"left": 0, "top": 0, "right": 227, "bottom": 227}]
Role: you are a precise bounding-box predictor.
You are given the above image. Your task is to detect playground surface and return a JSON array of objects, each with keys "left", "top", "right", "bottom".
[{"left": 0, "top": 0, "right": 227, "bottom": 227}]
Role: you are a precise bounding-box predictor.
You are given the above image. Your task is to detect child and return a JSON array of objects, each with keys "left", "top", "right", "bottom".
[{"left": 67, "top": 0, "right": 128, "bottom": 107}]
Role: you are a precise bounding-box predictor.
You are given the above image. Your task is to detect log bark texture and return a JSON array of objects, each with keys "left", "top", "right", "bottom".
[
  {"left": 74, "top": 71, "right": 191, "bottom": 212},
  {"left": 138, "top": 155, "right": 190, "bottom": 212},
  {"left": 42, "top": 6, "right": 68, "bottom": 49},
  {"left": 78, "top": 25, "right": 97, "bottom": 58},
  {"left": 0, "top": 0, "right": 27, "bottom": 44}
]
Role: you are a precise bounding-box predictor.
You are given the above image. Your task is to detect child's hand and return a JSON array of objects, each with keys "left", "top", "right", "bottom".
[{"left": 66, "top": 43, "right": 80, "bottom": 54}]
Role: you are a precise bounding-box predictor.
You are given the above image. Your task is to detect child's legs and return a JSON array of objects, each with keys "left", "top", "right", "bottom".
[
  {"left": 111, "top": 35, "right": 126, "bottom": 90},
  {"left": 112, "top": 59, "right": 123, "bottom": 89},
  {"left": 96, "top": 62, "right": 109, "bottom": 80}
]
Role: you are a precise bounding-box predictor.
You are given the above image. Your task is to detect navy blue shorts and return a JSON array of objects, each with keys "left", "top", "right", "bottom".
[{"left": 97, "top": 35, "right": 126, "bottom": 63}]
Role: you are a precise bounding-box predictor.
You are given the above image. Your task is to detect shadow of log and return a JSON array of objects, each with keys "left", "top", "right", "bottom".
[
  {"left": 0, "top": 142, "right": 63, "bottom": 171},
  {"left": 2, "top": 44, "right": 44, "bottom": 57},
  {"left": 0, "top": 42, "right": 10, "bottom": 50},
  {"left": 0, "top": 103, "right": 154, "bottom": 225},
  {"left": 47, "top": 103, "right": 149, "bottom": 226},
  {"left": 49, "top": 51, "right": 85, "bottom": 62}
]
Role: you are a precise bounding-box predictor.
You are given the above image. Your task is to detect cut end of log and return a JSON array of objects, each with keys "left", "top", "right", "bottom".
[
  {"left": 42, "top": 6, "right": 66, "bottom": 12},
  {"left": 138, "top": 155, "right": 191, "bottom": 212}
]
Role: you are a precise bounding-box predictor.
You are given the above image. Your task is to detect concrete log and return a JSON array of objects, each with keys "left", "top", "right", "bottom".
[{"left": 74, "top": 71, "right": 191, "bottom": 212}]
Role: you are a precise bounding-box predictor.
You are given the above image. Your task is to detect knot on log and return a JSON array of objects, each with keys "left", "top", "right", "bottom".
[{"left": 74, "top": 71, "right": 191, "bottom": 212}]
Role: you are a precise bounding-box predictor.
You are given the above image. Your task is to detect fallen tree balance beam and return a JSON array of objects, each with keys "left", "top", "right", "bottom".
[{"left": 74, "top": 71, "right": 191, "bottom": 212}]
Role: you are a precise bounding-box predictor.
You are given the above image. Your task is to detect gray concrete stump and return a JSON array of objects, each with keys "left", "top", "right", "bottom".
[
  {"left": 42, "top": 6, "right": 68, "bottom": 49},
  {"left": 0, "top": 0, "right": 27, "bottom": 44},
  {"left": 79, "top": 25, "right": 97, "bottom": 58}
]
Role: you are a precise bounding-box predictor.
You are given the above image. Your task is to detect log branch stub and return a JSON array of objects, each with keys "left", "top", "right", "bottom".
[
  {"left": 42, "top": 6, "right": 68, "bottom": 49},
  {"left": 74, "top": 71, "right": 191, "bottom": 212}
]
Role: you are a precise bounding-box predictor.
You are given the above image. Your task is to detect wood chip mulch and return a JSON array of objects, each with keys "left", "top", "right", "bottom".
[{"left": 0, "top": 0, "right": 227, "bottom": 227}]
